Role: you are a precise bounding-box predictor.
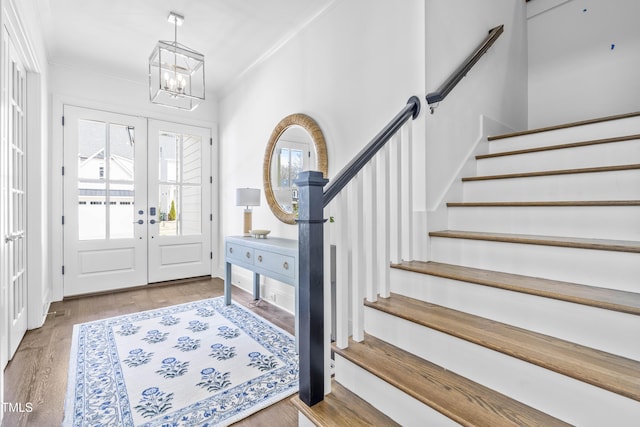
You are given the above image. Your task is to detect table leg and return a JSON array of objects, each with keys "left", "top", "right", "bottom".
[
  {"left": 253, "top": 272, "right": 260, "bottom": 300},
  {"left": 225, "top": 262, "right": 232, "bottom": 305}
]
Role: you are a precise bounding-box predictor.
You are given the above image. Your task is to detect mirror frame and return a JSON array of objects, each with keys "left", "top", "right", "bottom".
[{"left": 263, "top": 113, "right": 328, "bottom": 224}]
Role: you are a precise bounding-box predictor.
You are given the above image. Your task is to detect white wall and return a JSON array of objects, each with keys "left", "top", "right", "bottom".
[
  {"left": 218, "top": 0, "right": 426, "bottom": 311},
  {"left": 528, "top": 0, "right": 640, "bottom": 128},
  {"left": 424, "top": 0, "right": 528, "bottom": 211}
]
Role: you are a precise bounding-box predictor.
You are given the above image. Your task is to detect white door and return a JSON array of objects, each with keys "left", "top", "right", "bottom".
[
  {"left": 63, "top": 109, "right": 211, "bottom": 295},
  {"left": 148, "top": 120, "right": 211, "bottom": 283},
  {"left": 3, "top": 33, "right": 28, "bottom": 358},
  {"left": 63, "top": 106, "right": 148, "bottom": 296}
]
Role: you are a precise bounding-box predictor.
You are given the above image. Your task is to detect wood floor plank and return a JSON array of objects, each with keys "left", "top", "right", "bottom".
[
  {"left": 488, "top": 111, "right": 640, "bottom": 141},
  {"left": 446, "top": 200, "right": 640, "bottom": 207},
  {"left": 2, "top": 278, "right": 298, "bottom": 427},
  {"left": 334, "top": 334, "right": 572, "bottom": 427},
  {"left": 365, "top": 294, "right": 640, "bottom": 402},
  {"left": 392, "top": 261, "right": 640, "bottom": 315},
  {"left": 461, "top": 163, "right": 640, "bottom": 181},
  {"left": 429, "top": 230, "right": 640, "bottom": 253},
  {"left": 291, "top": 379, "right": 400, "bottom": 426},
  {"left": 479, "top": 134, "right": 640, "bottom": 159}
]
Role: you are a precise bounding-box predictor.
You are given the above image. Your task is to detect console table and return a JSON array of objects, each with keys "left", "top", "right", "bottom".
[{"left": 224, "top": 236, "right": 299, "bottom": 342}]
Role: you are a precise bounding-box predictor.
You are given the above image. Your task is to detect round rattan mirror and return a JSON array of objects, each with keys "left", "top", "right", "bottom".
[{"left": 263, "top": 114, "right": 328, "bottom": 224}]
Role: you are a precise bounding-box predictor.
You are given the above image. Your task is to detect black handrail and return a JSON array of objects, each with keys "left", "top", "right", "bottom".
[
  {"left": 323, "top": 96, "right": 421, "bottom": 206},
  {"left": 426, "top": 24, "right": 504, "bottom": 113}
]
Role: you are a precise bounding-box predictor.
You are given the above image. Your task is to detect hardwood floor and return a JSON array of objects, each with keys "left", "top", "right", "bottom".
[{"left": 1, "top": 277, "right": 298, "bottom": 427}]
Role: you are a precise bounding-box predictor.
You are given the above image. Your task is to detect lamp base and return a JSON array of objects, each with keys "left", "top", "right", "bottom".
[{"left": 243, "top": 209, "right": 252, "bottom": 236}]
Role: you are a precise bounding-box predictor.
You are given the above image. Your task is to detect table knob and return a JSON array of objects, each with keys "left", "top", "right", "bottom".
[
  {"left": 258, "top": 255, "right": 263, "bottom": 262},
  {"left": 283, "top": 261, "right": 289, "bottom": 270}
]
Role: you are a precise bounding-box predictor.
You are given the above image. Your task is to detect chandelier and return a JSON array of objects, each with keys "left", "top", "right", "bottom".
[{"left": 149, "top": 12, "right": 205, "bottom": 111}]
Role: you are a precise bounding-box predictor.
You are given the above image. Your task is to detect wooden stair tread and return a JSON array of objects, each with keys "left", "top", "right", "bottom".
[
  {"left": 488, "top": 111, "right": 640, "bottom": 141},
  {"left": 447, "top": 200, "right": 640, "bottom": 207},
  {"left": 291, "top": 380, "right": 400, "bottom": 427},
  {"left": 334, "top": 334, "right": 572, "bottom": 427},
  {"left": 391, "top": 261, "right": 640, "bottom": 316},
  {"left": 462, "top": 163, "right": 640, "bottom": 182},
  {"left": 429, "top": 230, "right": 640, "bottom": 253},
  {"left": 365, "top": 294, "right": 640, "bottom": 402},
  {"left": 479, "top": 134, "right": 640, "bottom": 159}
]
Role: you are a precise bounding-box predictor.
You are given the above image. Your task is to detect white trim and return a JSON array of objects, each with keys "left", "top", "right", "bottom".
[{"left": 2, "top": 0, "right": 40, "bottom": 72}]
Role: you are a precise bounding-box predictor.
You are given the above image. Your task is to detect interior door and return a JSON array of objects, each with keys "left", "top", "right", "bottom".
[
  {"left": 63, "top": 106, "right": 148, "bottom": 296},
  {"left": 3, "top": 31, "right": 28, "bottom": 359},
  {"left": 147, "top": 120, "right": 211, "bottom": 283}
]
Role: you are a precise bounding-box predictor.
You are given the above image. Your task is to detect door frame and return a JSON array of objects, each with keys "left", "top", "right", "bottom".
[
  {"left": 50, "top": 97, "right": 218, "bottom": 301},
  {"left": 1, "top": 0, "right": 44, "bottom": 420}
]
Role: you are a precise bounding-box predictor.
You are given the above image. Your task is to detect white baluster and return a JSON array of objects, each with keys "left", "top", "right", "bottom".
[
  {"left": 401, "top": 123, "right": 414, "bottom": 261},
  {"left": 389, "top": 133, "right": 402, "bottom": 264},
  {"left": 351, "top": 174, "right": 364, "bottom": 342},
  {"left": 364, "top": 162, "right": 378, "bottom": 302},
  {"left": 378, "top": 146, "right": 391, "bottom": 297},
  {"left": 335, "top": 190, "right": 349, "bottom": 349}
]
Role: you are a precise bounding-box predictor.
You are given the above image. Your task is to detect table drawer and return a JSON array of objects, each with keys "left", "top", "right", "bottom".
[
  {"left": 226, "top": 242, "right": 254, "bottom": 265},
  {"left": 255, "top": 249, "right": 295, "bottom": 279}
]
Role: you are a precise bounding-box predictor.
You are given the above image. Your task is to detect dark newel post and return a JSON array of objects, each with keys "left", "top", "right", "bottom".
[{"left": 295, "top": 170, "right": 329, "bottom": 406}]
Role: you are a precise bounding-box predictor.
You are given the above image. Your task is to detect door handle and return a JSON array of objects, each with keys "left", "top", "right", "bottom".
[
  {"left": 4, "top": 231, "right": 24, "bottom": 243},
  {"left": 149, "top": 219, "right": 156, "bottom": 224},
  {"left": 133, "top": 219, "right": 144, "bottom": 224}
]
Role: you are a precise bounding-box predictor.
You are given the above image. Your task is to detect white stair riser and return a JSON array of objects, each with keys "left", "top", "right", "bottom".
[
  {"left": 447, "top": 205, "right": 640, "bottom": 240},
  {"left": 389, "top": 268, "right": 640, "bottom": 361},
  {"left": 365, "top": 308, "right": 640, "bottom": 427},
  {"left": 478, "top": 139, "right": 640, "bottom": 175},
  {"left": 334, "top": 355, "right": 458, "bottom": 427},
  {"left": 462, "top": 169, "right": 640, "bottom": 202},
  {"left": 430, "top": 236, "right": 639, "bottom": 292},
  {"left": 488, "top": 116, "right": 640, "bottom": 153}
]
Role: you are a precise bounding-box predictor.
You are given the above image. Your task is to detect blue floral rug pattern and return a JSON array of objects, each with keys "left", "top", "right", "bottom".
[{"left": 63, "top": 297, "right": 298, "bottom": 426}]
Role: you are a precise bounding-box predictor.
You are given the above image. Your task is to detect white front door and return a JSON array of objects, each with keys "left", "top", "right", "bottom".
[
  {"left": 63, "top": 106, "right": 148, "bottom": 296},
  {"left": 63, "top": 109, "right": 211, "bottom": 296},
  {"left": 147, "top": 120, "right": 211, "bottom": 283},
  {"left": 3, "top": 32, "right": 28, "bottom": 359}
]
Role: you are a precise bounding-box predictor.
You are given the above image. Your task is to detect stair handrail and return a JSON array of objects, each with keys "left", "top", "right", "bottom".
[
  {"left": 323, "top": 96, "right": 421, "bottom": 206},
  {"left": 295, "top": 96, "right": 421, "bottom": 407},
  {"left": 426, "top": 24, "right": 504, "bottom": 114}
]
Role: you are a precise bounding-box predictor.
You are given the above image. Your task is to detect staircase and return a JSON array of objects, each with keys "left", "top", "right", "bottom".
[{"left": 293, "top": 112, "right": 640, "bottom": 426}]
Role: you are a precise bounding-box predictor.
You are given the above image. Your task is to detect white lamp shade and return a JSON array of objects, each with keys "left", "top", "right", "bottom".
[{"left": 236, "top": 188, "right": 261, "bottom": 207}]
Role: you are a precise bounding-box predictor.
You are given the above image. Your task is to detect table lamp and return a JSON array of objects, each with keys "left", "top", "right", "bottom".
[{"left": 236, "top": 188, "right": 260, "bottom": 236}]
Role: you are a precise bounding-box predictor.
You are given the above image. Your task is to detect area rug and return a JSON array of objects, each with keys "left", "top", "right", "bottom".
[{"left": 63, "top": 297, "right": 298, "bottom": 426}]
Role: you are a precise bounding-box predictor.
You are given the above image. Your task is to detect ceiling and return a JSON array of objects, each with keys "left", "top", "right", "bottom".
[{"left": 35, "top": 0, "right": 335, "bottom": 96}]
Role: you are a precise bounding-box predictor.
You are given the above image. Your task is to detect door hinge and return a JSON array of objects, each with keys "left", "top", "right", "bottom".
[
  {"left": 210, "top": 213, "right": 213, "bottom": 221},
  {"left": 62, "top": 216, "right": 65, "bottom": 225},
  {"left": 210, "top": 176, "right": 213, "bottom": 184},
  {"left": 62, "top": 116, "right": 65, "bottom": 126},
  {"left": 210, "top": 137, "right": 213, "bottom": 146},
  {"left": 210, "top": 252, "right": 213, "bottom": 260},
  {"left": 62, "top": 265, "right": 65, "bottom": 275},
  {"left": 62, "top": 166, "right": 65, "bottom": 176}
]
